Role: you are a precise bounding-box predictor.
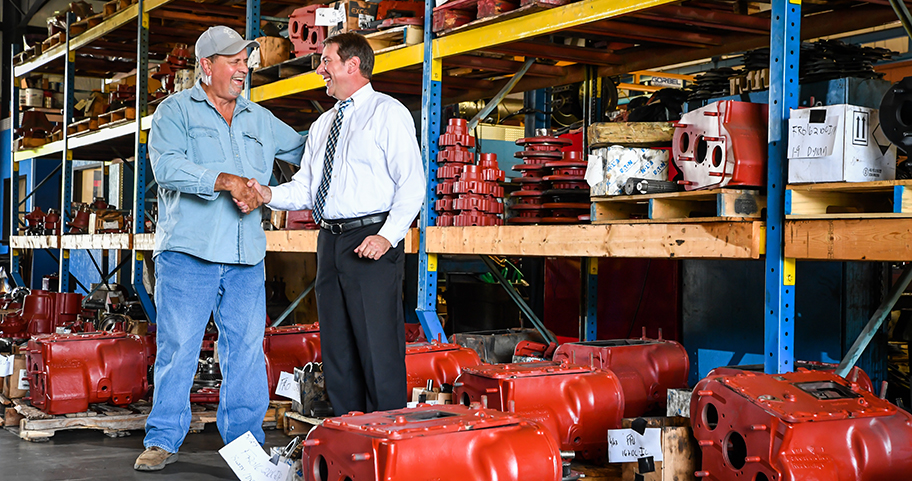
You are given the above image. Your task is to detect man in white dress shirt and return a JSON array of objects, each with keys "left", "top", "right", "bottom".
[{"left": 246, "top": 33, "right": 425, "bottom": 415}]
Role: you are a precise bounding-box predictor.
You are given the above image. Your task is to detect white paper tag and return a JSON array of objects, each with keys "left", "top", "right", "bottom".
[
  {"left": 0, "top": 355, "right": 13, "bottom": 377},
  {"left": 315, "top": 7, "right": 345, "bottom": 26},
  {"left": 607, "top": 428, "right": 663, "bottom": 463},
  {"left": 275, "top": 371, "right": 300, "bottom": 403},
  {"left": 17, "top": 369, "right": 29, "bottom": 390},
  {"left": 219, "top": 431, "right": 292, "bottom": 481}
]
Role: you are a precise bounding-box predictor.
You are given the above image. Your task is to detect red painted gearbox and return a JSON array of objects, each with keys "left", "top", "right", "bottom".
[
  {"left": 302, "top": 404, "right": 563, "bottom": 481},
  {"left": 0, "top": 290, "right": 82, "bottom": 340},
  {"left": 453, "top": 361, "right": 625, "bottom": 459},
  {"left": 552, "top": 338, "right": 689, "bottom": 417},
  {"left": 26, "top": 331, "right": 154, "bottom": 415},
  {"left": 404, "top": 341, "right": 481, "bottom": 396},
  {"left": 691, "top": 369, "right": 912, "bottom": 481},
  {"left": 263, "top": 324, "right": 322, "bottom": 400}
]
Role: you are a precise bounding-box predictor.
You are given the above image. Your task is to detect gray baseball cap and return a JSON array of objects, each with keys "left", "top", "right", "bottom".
[{"left": 195, "top": 26, "right": 259, "bottom": 59}]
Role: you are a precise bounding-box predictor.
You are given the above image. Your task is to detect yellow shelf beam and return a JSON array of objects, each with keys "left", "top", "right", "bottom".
[
  {"left": 432, "top": 0, "right": 678, "bottom": 59},
  {"left": 14, "top": 0, "right": 174, "bottom": 77},
  {"left": 251, "top": 43, "right": 425, "bottom": 102}
]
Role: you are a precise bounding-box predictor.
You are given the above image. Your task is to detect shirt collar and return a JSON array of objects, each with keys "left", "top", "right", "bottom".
[
  {"left": 190, "top": 79, "right": 252, "bottom": 112},
  {"left": 336, "top": 82, "right": 373, "bottom": 111}
]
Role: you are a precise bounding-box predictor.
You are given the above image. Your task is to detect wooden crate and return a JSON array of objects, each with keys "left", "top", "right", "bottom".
[
  {"left": 588, "top": 122, "right": 675, "bottom": 147},
  {"left": 785, "top": 180, "right": 912, "bottom": 219},
  {"left": 591, "top": 188, "right": 765, "bottom": 224},
  {"left": 365, "top": 26, "right": 424, "bottom": 54}
]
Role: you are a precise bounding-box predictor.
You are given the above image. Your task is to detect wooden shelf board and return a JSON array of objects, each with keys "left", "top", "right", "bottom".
[
  {"left": 264, "top": 228, "right": 419, "bottom": 254},
  {"left": 10, "top": 235, "right": 59, "bottom": 249},
  {"left": 785, "top": 218, "right": 912, "bottom": 261},
  {"left": 59, "top": 233, "right": 132, "bottom": 250}
]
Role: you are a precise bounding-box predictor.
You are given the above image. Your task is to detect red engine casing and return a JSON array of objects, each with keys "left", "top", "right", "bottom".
[
  {"left": 26, "top": 331, "right": 154, "bottom": 414},
  {"left": 288, "top": 6, "right": 326, "bottom": 57},
  {"left": 453, "top": 361, "right": 625, "bottom": 459},
  {"left": 263, "top": 324, "right": 321, "bottom": 400},
  {"left": 552, "top": 338, "right": 689, "bottom": 417},
  {"left": 0, "top": 290, "right": 82, "bottom": 340},
  {"left": 708, "top": 360, "right": 875, "bottom": 394},
  {"left": 672, "top": 100, "right": 767, "bottom": 190},
  {"left": 691, "top": 369, "right": 912, "bottom": 481},
  {"left": 405, "top": 341, "right": 481, "bottom": 397},
  {"left": 303, "top": 404, "right": 562, "bottom": 481}
]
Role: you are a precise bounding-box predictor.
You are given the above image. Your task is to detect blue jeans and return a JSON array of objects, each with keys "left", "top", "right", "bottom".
[{"left": 144, "top": 251, "right": 268, "bottom": 452}]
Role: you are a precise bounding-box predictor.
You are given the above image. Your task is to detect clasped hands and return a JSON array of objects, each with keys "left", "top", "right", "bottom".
[{"left": 216, "top": 173, "right": 270, "bottom": 215}]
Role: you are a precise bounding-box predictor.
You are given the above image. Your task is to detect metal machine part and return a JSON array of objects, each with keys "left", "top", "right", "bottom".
[
  {"left": 302, "top": 404, "right": 563, "bottom": 481},
  {"left": 623, "top": 177, "right": 681, "bottom": 195},
  {"left": 709, "top": 360, "right": 875, "bottom": 394},
  {"left": 26, "top": 331, "right": 154, "bottom": 414},
  {"left": 288, "top": 6, "right": 326, "bottom": 57},
  {"left": 552, "top": 335, "right": 689, "bottom": 417},
  {"left": 454, "top": 361, "right": 625, "bottom": 460},
  {"left": 451, "top": 327, "right": 552, "bottom": 363},
  {"left": 672, "top": 100, "right": 768, "bottom": 190},
  {"left": 691, "top": 369, "right": 912, "bottom": 481},
  {"left": 405, "top": 341, "right": 482, "bottom": 399},
  {"left": 0, "top": 290, "right": 82, "bottom": 340},
  {"left": 264, "top": 323, "right": 322, "bottom": 400}
]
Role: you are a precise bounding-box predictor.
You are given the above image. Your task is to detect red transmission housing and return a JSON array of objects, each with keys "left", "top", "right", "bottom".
[
  {"left": 263, "top": 324, "right": 322, "bottom": 400},
  {"left": 0, "top": 290, "right": 82, "bottom": 340},
  {"left": 672, "top": 100, "right": 767, "bottom": 190},
  {"left": 26, "top": 331, "right": 154, "bottom": 414},
  {"left": 405, "top": 341, "right": 481, "bottom": 397},
  {"left": 552, "top": 337, "right": 689, "bottom": 417},
  {"left": 691, "top": 369, "right": 912, "bottom": 481},
  {"left": 708, "top": 360, "right": 875, "bottom": 394},
  {"left": 453, "top": 361, "right": 625, "bottom": 459},
  {"left": 302, "top": 404, "right": 562, "bottom": 481},
  {"left": 288, "top": 6, "right": 326, "bottom": 57}
]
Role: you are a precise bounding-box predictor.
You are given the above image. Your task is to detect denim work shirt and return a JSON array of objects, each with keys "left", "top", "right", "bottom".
[{"left": 149, "top": 80, "right": 305, "bottom": 265}]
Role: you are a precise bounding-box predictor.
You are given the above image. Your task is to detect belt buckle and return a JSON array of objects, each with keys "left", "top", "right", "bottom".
[{"left": 329, "top": 223, "right": 343, "bottom": 234}]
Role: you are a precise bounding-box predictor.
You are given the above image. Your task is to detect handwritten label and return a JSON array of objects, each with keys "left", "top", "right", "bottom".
[
  {"left": 315, "top": 7, "right": 345, "bottom": 26},
  {"left": 275, "top": 371, "right": 300, "bottom": 403},
  {"left": 219, "top": 431, "right": 291, "bottom": 481},
  {"left": 607, "top": 428, "right": 663, "bottom": 463},
  {"left": 0, "top": 355, "right": 13, "bottom": 377},
  {"left": 17, "top": 369, "right": 29, "bottom": 390},
  {"left": 788, "top": 114, "right": 839, "bottom": 159}
]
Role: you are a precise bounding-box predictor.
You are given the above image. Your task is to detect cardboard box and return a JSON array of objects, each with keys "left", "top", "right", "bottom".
[
  {"left": 2, "top": 354, "right": 28, "bottom": 399},
  {"left": 589, "top": 145, "right": 670, "bottom": 196},
  {"left": 19, "top": 88, "right": 44, "bottom": 108},
  {"left": 788, "top": 104, "right": 896, "bottom": 183},
  {"left": 325, "top": 0, "right": 379, "bottom": 36},
  {"left": 616, "top": 417, "right": 698, "bottom": 481}
]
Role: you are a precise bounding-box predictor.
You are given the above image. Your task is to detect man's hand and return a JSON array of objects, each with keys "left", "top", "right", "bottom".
[
  {"left": 216, "top": 173, "right": 263, "bottom": 214},
  {"left": 354, "top": 235, "right": 391, "bottom": 261},
  {"left": 234, "top": 180, "right": 272, "bottom": 213}
]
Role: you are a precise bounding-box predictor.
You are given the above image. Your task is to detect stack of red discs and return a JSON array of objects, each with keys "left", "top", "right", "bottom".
[
  {"left": 541, "top": 150, "right": 590, "bottom": 224},
  {"left": 435, "top": 118, "right": 476, "bottom": 226},
  {"left": 507, "top": 135, "right": 572, "bottom": 224}
]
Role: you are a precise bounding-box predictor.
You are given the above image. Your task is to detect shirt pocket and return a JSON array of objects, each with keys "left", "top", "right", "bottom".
[
  {"left": 243, "top": 132, "right": 269, "bottom": 173},
  {"left": 188, "top": 127, "right": 224, "bottom": 166}
]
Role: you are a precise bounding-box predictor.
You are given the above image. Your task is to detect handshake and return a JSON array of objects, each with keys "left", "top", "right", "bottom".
[{"left": 216, "top": 173, "right": 272, "bottom": 215}]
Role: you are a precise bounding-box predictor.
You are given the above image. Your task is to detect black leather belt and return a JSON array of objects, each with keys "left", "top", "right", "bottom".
[{"left": 319, "top": 213, "right": 388, "bottom": 234}]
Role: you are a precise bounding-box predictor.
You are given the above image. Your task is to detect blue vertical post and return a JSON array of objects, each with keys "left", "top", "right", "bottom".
[
  {"left": 58, "top": 12, "right": 76, "bottom": 292},
  {"left": 582, "top": 258, "right": 598, "bottom": 341},
  {"left": 245, "top": 0, "right": 262, "bottom": 99},
  {"left": 9, "top": 44, "right": 25, "bottom": 287},
  {"left": 523, "top": 88, "right": 551, "bottom": 135},
  {"left": 765, "top": 0, "right": 800, "bottom": 374},
  {"left": 132, "top": 0, "right": 155, "bottom": 322},
  {"left": 415, "top": 0, "right": 446, "bottom": 343}
]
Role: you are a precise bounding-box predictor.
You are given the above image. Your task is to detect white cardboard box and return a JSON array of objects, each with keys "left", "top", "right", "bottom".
[
  {"left": 589, "top": 145, "right": 670, "bottom": 196},
  {"left": 788, "top": 104, "right": 896, "bottom": 183}
]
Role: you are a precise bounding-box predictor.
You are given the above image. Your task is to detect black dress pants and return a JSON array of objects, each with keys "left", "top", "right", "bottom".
[{"left": 315, "top": 221, "right": 407, "bottom": 415}]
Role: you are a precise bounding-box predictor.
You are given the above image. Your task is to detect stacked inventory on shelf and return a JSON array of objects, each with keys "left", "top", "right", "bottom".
[
  {"left": 507, "top": 135, "right": 589, "bottom": 224},
  {"left": 435, "top": 118, "right": 505, "bottom": 226}
]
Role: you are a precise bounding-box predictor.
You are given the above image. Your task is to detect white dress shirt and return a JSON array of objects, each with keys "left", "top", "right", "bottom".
[{"left": 267, "top": 83, "right": 426, "bottom": 247}]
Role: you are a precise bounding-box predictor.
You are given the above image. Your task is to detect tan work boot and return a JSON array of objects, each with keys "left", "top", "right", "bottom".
[{"left": 134, "top": 446, "right": 178, "bottom": 471}]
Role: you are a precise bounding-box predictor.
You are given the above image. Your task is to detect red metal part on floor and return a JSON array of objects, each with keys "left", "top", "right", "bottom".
[
  {"left": 708, "top": 360, "right": 875, "bottom": 394},
  {"left": 0, "top": 290, "right": 82, "bottom": 340},
  {"left": 691, "top": 369, "right": 912, "bottom": 481},
  {"left": 263, "top": 324, "right": 322, "bottom": 401},
  {"left": 26, "top": 331, "right": 154, "bottom": 414},
  {"left": 552, "top": 337, "right": 689, "bottom": 417},
  {"left": 288, "top": 6, "right": 326, "bottom": 57},
  {"left": 673, "top": 100, "right": 768, "bottom": 191},
  {"left": 405, "top": 341, "right": 482, "bottom": 397},
  {"left": 302, "top": 404, "right": 562, "bottom": 481},
  {"left": 454, "top": 361, "right": 624, "bottom": 459}
]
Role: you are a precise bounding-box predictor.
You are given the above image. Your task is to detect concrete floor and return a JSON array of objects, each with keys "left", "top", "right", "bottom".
[{"left": 0, "top": 423, "right": 290, "bottom": 480}]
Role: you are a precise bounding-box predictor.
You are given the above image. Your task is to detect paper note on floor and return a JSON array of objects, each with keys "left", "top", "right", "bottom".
[
  {"left": 275, "top": 371, "right": 300, "bottom": 403},
  {"left": 606, "top": 428, "right": 663, "bottom": 462},
  {"left": 0, "top": 355, "right": 13, "bottom": 377},
  {"left": 219, "top": 431, "right": 291, "bottom": 481}
]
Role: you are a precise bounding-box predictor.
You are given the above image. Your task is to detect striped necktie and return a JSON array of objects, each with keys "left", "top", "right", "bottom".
[{"left": 313, "top": 98, "right": 353, "bottom": 224}]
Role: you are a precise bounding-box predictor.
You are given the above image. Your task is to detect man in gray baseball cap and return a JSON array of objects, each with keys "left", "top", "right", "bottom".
[{"left": 134, "top": 26, "right": 305, "bottom": 471}]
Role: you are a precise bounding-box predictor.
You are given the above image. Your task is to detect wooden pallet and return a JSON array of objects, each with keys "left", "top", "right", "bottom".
[
  {"left": 730, "top": 68, "right": 770, "bottom": 95},
  {"left": 786, "top": 180, "right": 912, "bottom": 219},
  {"left": 104, "top": 0, "right": 136, "bottom": 18},
  {"left": 70, "top": 13, "right": 105, "bottom": 37},
  {"left": 365, "top": 25, "right": 424, "bottom": 54},
  {"left": 42, "top": 32, "right": 64, "bottom": 52},
  {"left": 591, "top": 188, "right": 765, "bottom": 224},
  {"left": 283, "top": 411, "right": 322, "bottom": 437},
  {"left": 67, "top": 117, "right": 98, "bottom": 136},
  {"left": 15, "top": 136, "right": 50, "bottom": 150},
  {"left": 13, "top": 45, "right": 41, "bottom": 66},
  {"left": 252, "top": 54, "right": 319, "bottom": 86},
  {"left": 98, "top": 106, "right": 136, "bottom": 127},
  {"left": 436, "top": 0, "right": 567, "bottom": 36}
]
